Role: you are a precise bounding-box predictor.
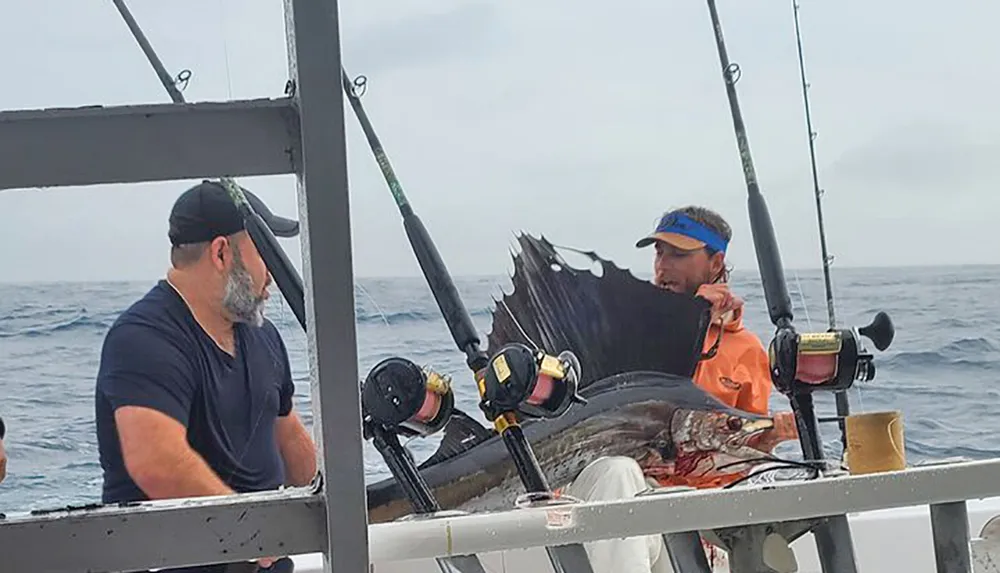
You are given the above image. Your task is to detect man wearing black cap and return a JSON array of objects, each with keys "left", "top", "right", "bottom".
[{"left": 94, "top": 180, "right": 315, "bottom": 572}]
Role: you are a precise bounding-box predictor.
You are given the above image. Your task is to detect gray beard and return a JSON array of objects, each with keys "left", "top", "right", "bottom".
[{"left": 222, "top": 250, "right": 266, "bottom": 327}]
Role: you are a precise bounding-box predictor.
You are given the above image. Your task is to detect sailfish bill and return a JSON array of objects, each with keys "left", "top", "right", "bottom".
[{"left": 364, "top": 233, "right": 795, "bottom": 524}]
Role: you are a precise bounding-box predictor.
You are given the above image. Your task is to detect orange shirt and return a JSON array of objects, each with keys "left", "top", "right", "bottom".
[{"left": 692, "top": 306, "right": 772, "bottom": 416}]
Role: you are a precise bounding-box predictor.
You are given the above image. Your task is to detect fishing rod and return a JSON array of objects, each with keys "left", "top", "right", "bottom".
[
  {"left": 341, "top": 70, "right": 595, "bottom": 573},
  {"left": 702, "top": 0, "right": 894, "bottom": 571},
  {"left": 111, "top": 0, "right": 306, "bottom": 328},
  {"left": 792, "top": 0, "right": 836, "bottom": 331},
  {"left": 790, "top": 0, "right": 852, "bottom": 452},
  {"left": 110, "top": 4, "right": 488, "bottom": 573},
  {"left": 702, "top": 0, "right": 895, "bottom": 465}
]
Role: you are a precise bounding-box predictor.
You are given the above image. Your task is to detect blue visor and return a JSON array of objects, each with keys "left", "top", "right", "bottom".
[{"left": 646, "top": 211, "right": 729, "bottom": 253}]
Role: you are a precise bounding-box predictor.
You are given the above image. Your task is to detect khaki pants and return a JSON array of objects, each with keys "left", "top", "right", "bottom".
[{"left": 562, "top": 456, "right": 678, "bottom": 573}]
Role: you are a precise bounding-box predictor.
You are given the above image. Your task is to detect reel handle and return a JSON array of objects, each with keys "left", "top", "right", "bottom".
[{"left": 859, "top": 311, "right": 894, "bottom": 351}]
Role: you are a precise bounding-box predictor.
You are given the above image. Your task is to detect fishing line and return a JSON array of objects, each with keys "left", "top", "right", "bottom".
[
  {"left": 722, "top": 463, "right": 815, "bottom": 489},
  {"left": 499, "top": 298, "right": 541, "bottom": 352},
  {"left": 791, "top": 0, "right": 852, "bottom": 451},
  {"left": 793, "top": 269, "right": 813, "bottom": 332},
  {"left": 217, "top": 0, "right": 234, "bottom": 99},
  {"left": 712, "top": 453, "right": 830, "bottom": 475},
  {"left": 354, "top": 282, "right": 393, "bottom": 330}
]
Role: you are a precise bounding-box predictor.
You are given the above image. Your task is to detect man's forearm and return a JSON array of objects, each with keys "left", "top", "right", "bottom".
[
  {"left": 277, "top": 413, "right": 318, "bottom": 486},
  {"left": 131, "top": 446, "right": 235, "bottom": 500}
]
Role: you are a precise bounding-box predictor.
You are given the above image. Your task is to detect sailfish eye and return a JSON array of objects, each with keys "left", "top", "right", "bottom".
[
  {"left": 726, "top": 416, "right": 743, "bottom": 431},
  {"left": 655, "top": 439, "right": 675, "bottom": 459}
]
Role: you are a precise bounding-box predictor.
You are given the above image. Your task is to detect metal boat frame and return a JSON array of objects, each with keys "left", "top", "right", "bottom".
[{"left": 0, "top": 1, "right": 996, "bottom": 572}]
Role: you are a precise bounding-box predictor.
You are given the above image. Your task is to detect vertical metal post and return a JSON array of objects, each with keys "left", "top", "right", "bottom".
[
  {"left": 811, "top": 516, "right": 859, "bottom": 573},
  {"left": 284, "top": 1, "right": 369, "bottom": 572},
  {"left": 930, "top": 502, "right": 972, "bottom": 573}
]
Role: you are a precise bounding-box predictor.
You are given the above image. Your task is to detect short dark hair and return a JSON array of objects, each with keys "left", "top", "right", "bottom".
[
  {"left": 169, "top": 231, "right": 244, "bottom": 269},
  {"left": 170, "top": 242, "right": 210, "bottom": 268}
]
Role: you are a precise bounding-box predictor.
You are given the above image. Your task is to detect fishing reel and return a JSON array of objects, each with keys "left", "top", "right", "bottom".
[
  {"left": 361, "top": 356, "right": 455, "bottom": 439},
  {"left": 477, "top": 342, "right": 587, "bottom": 424},
  {"left": 770, "top": 311, "right": 895, "bottom": 395}
]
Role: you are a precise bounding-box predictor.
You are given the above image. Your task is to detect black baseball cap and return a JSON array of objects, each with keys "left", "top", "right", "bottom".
[{"left": 168, "top": 180, "right": 299, "bottom": 246}]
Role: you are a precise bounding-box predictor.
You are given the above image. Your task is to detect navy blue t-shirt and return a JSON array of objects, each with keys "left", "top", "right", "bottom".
[{"left": 95, "top": 280, "right": 296, "bottom": 504}]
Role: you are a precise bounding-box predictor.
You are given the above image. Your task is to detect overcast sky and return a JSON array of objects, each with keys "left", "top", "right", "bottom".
[{"left": 1, "top": 0, "right": 997, "bottom": 283}]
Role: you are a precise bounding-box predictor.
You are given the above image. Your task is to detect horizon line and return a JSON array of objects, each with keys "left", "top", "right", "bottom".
[{"left": 1, "top": 260, "right": 998, "bottom": 286}]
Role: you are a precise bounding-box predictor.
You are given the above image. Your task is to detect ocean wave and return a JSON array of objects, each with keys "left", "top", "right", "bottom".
[
  {"left": 0, "top": 301, "right": 495, "bottom": 340},
  {"left": 0, "top": 306, "right": 122, "bottom": 338},
  {"left": 881, "top": 336, "right": 1000, "bottom": 370}
]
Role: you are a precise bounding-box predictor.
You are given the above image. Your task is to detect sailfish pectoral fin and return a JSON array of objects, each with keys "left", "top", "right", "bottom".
[{"left": 419, "top": 409, "right": 495, "bottom": 469}]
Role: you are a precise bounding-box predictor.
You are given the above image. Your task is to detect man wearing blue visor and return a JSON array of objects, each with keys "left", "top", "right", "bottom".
[
  {"left": 559, "top": 206, "right": 790, "bottom": 573},
  {"left": 633, "top": 205, "right": 772, "bottom": 415}
]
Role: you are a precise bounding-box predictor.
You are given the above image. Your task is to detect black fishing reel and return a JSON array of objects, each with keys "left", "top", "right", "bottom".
[
  {"left": 361, "top": 356, "right": 455, "bottom": 439},
  {"left": 769, "top": 311, "right": 895, "bottom": 395},
  {"left": 477, "top": 343, "right": 587, "bottom": 423}
]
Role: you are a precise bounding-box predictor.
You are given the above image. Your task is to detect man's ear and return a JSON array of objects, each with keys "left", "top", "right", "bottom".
[
  {"left": 710, "top": 251, "right": 726, "bottom": 279},
  {"left": 208, "top": 236, "right": 230, "bottom": 271}
]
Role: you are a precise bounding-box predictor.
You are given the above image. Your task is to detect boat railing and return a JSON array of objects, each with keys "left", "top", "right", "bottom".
[{"left": 1, "top": 456, "right": 998, "bottom": 571}]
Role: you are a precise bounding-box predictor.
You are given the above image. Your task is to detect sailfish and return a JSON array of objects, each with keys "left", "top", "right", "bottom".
[{"left": 364, "top": 233, "right": 797, "bottom": 523}]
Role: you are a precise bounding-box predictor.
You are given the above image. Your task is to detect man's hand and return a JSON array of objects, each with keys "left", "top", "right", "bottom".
[
  {"left": 773, "top": 411, "right": 799, "bottom": 441},
  {"left": 695, "top": 283, "right": 744, "bottom": 323}
]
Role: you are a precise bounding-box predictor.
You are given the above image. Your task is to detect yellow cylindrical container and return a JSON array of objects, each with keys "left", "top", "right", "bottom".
[{"left": 844, "top": 410, "right": 905, "bottom": 475}]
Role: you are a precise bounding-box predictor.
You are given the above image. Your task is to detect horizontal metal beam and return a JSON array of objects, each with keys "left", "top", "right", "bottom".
[
  {"left": 0, "top": 489, "right": 325, "bottom": 573},
  {"left": 0, "top": 98, "right": 300, "bottom": 190},
  {"left": 367, "top": 459, "right": 1000, "bottom": 562},
  {"left": 7, "top": 459, "right": 1000, "bottom": 571}
]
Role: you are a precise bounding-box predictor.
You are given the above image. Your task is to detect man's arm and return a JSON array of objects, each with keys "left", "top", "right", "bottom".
[
  {"left": 115, "top": 406, "right": 234, "bottom": 498},
  {"left": 275, "top": 409, "right": 317, "bottom": 486},
  {"left": 270, "top": 327, "right": 317, "bottom": 487},
  {"left": 99, "top": 323, "right": 233, "bottom": 500}
]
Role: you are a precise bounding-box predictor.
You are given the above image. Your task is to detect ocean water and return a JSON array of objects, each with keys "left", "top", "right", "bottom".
[{"left": 0, "top": 265, "right": 997, "bottom": 514}]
